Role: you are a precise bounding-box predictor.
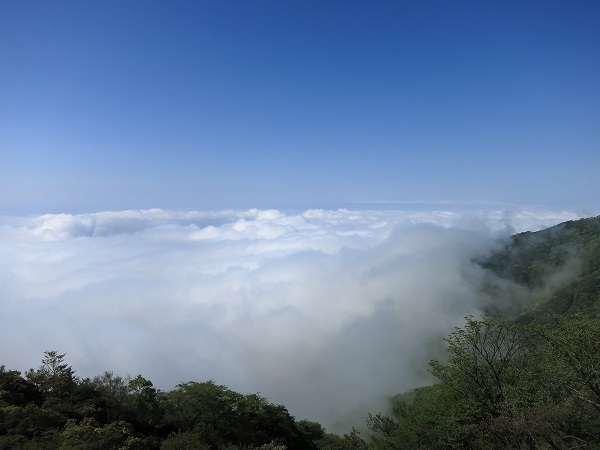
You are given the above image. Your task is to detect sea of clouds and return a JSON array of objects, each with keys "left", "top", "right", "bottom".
[{"left": 0, "top": 207, "right": 588, "bottom": 430}]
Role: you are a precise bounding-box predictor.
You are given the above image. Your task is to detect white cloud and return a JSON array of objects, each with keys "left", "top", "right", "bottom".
[{"left": 0, "top": 207, "right": 591, "bottom": 430}]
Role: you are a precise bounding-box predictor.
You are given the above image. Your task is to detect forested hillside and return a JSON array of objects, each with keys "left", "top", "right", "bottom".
[
  {"left": 366, "top": 215, "right": 600, "bottom": 449},
  {"left": 482, "top": 215, "right": 600, "bottom": 319},
  {"left": 2, "top": 216, "right": 599, "bottom": 449},
  {"left": 0, "top": 351, "right": 327, "bottom": 449}
]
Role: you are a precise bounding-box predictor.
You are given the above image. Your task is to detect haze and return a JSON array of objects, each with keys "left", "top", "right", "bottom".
[{"left": 0, "top": 207, "right": 590, "bottom": 430}]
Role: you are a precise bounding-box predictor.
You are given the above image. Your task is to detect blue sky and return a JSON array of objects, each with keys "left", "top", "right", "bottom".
[{"left": 1, "top": 0, "right": 599, "bottom": 213}]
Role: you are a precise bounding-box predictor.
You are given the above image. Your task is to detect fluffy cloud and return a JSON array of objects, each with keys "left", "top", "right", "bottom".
[{"left": 0, "top": 207, "right": 587, "bottom": 430}]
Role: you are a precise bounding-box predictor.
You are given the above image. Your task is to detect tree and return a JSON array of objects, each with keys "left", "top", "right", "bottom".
[
  {"left": 534, "top": 314, "right": 600, "bottom": 447},
  {"left": 0, "top": 402, "right": 65, "bottom": 447},
  {"left": 316, "top": 428, "right": 367, "bottom": 450},
  {"left": 0, "top": 366, "right": 42, "bottom": 407},
  {"left": 296, "top": 419, "right": 326, "bottom": 449},
  {"left": 25, "top": 351, "right": 76, "bottom": 400},
  {"left": 90, "top": 371, "right": 130, "bottom": 422},
  {"left": 161, "top": 380, "right": 243, "bottom": 448},
  {"left": 127, "top": 374, "right": 161, "bottom": 432},
  {"left": 59, "top": 417, "right": 136, "bottom": 450},
  {"left": 92, "top": 372, "right": 129, "bottom": 404},
  {"left": 429, "top": 316, "right": 535, "bottom": 414},
  {"left": 162, "top": 381, "right": 309, "bottom": 449},
  {"left": 235, "top": 393, "right": 298, "bottom": 448},
  {"left": 543, "top": 314, "right": 600, "bottom": 409},
  {"left": 426, "top": 316, "right": 587, "bottom": 448},
  {"left": 367, "top": 385, "right": 458, "bottom": 449},
  {"left": 160, "top": 431, "right": 209, "bottom": 450}
]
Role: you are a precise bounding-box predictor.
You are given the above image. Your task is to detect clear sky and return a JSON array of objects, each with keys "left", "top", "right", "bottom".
[{"left": 1, "top": 0, "right": 599, "bottom": 214}]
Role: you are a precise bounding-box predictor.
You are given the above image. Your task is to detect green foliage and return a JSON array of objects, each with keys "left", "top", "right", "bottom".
[
  {"left": 481, "top": 215, "right": 600, "bottom": 319},
  {"left": 90, "top": 371, "right": 131, "bottom": 423},
  {"left": 0, "top": 351, "right": 322, "bottom": 450},
  {"left": 159, "top": 431, "right": 209, "bottom": 450},
  {"left": 316, "top": 428, "right": 367, "bottom": 450},
  {"left": 259, "top": 441, "right": 288, "bottom": 450},
  {"left": 368, "top": 385, "right": 459, "bottom": 449},
  {"left": 161, "top": 381, "right": 306, "bottom": 449},
  {"left": 0, "top": 402, "right": 65, "bottom": 449},
  {"left": 429, "top": 317, "right": 570, "bottom": 448},
  {"left": 59, "top": 418, "right": 135, "bottom": 450},
  {"left": 296, "top": 419, "right": 325, "bottom": 444},
  {"left": 0, "top": 351, "right": 325, "bottom": 450},
  {"left": 428, "top": 317, "right": 535, "bottom": 421},
  {"left": 369, "top": 314, "right": 600, "bottom": 449},
  {"left": 540, "top": 314, "right": 600, "bottom": 413},
  {"left": 126, "top": 375, "right": 162, "bottom": 433},
  {"left": 0, "top": 366, "right": 42, "bottom": 407},
  {"left": 25, "top": 351, "right": 76, "bottom": 400}
]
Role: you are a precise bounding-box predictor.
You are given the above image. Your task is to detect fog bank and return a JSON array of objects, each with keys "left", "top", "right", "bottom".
[{"left": 0, "top": 207, "right": 585, "bottom": 429}]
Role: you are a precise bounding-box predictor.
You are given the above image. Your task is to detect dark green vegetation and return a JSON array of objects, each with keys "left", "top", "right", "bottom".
[
  {"left": 481, "top": 214, "right": 600, "bottom": 319},
  {"left": 0, "top": 351, "right": 326, "bottom": 449},
  {"left": 2, "top": 216, "right": 599, "bottom": 449}
]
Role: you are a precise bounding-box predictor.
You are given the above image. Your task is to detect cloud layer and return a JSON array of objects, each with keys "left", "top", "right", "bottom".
[{"left": 0, "top": 207, "right": 587, "bottom": 429}]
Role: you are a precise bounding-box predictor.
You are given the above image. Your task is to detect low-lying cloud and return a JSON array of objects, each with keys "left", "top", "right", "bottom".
[{"left": 0, "top": 207, "right": 585, "bottom": 430}]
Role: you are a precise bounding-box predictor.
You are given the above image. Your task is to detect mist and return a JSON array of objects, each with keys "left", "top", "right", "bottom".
[{"left": 0, "top": 207, "right": 585, "bottom": 430}]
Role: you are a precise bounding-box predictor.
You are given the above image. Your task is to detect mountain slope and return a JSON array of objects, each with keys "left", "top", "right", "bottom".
[{"left": 480, "top": 215, "right": 600, "bottom": 320}]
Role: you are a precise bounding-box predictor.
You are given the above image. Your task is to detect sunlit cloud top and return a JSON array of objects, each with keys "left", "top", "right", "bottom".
[{"left": 0, "top": 207, "right": 593, "bottom": 429}]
